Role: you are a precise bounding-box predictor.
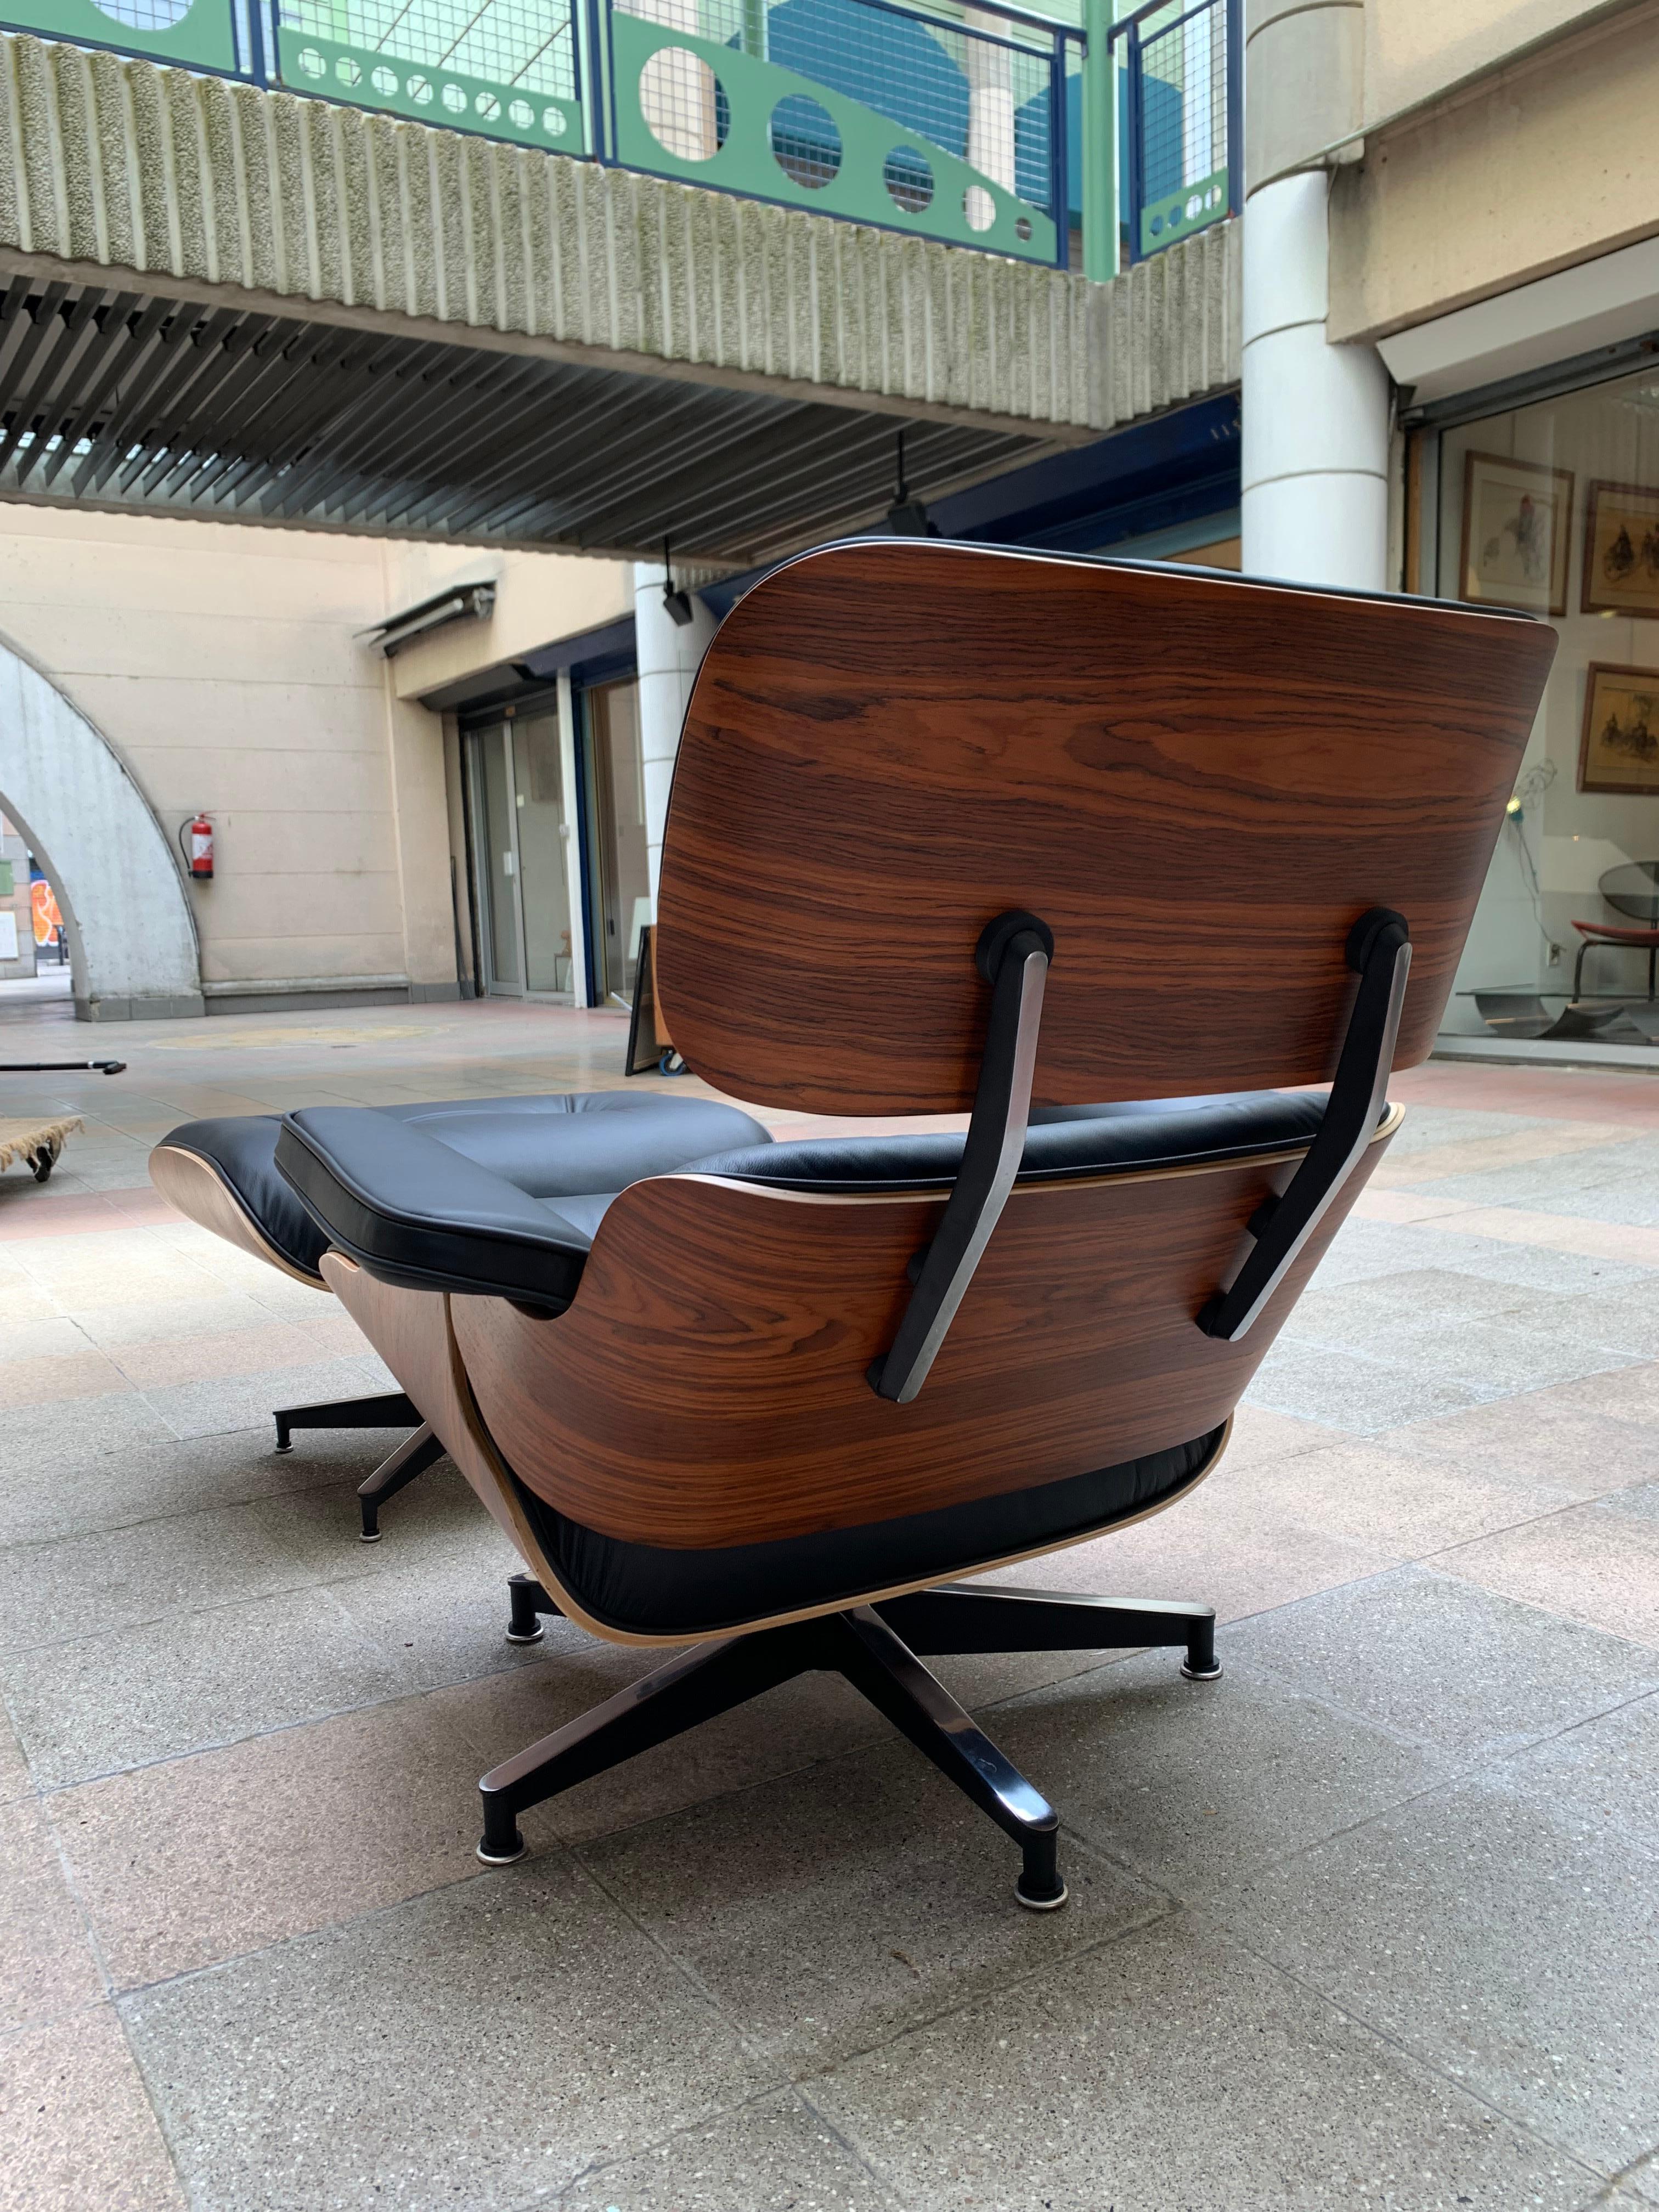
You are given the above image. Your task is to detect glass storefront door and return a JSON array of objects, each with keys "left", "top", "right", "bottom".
[
  {"left": 583, "top": 676, "right": 650, "bottom": 1005},
  {"left": 464, "top": 704, "right": 575, "bottom": 1000},
  {"left": 511, "top": 712, "right": 576, "bottom": 995},
  {"left": 1423, "top": 358, "right": 1659, "bottom": 1052}
]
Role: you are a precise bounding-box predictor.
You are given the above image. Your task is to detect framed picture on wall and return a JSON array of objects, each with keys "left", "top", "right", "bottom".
[
  {"left": 1579, "top": 663, "right": 1659, "bottom": 794},
  {"left": 1582, "top": 481, "right": 1659, "bottom": 617},
  {"left": 1459, "top": 450, "right": 1574, "bottom": 617}
]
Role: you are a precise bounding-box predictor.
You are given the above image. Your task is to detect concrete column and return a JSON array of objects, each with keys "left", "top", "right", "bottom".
[
  {"left": 1240, "top": 0, "right": 1389, "bottom": 591},
  {"left": 632, "top": 562, "right": 717, "bottom": 912},
  {"left": 1240, "top": 172, "right": 1390, "bottom": 587}
]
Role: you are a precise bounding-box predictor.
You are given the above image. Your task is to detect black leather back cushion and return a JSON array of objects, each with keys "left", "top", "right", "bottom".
[{"left": 688, "top": 1088, "right": 1328, "bottom": 1194}]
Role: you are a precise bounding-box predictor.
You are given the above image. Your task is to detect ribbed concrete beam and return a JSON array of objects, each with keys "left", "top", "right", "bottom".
[{"left": 0, "top": 31, "right": 1238, "bottom": 444}]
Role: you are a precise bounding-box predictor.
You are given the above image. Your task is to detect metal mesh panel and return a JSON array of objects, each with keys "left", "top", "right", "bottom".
[
  {"left": 83, "top": 0, "right": 195, "bottom": 29},
  {"left": 639, "top": 42, "right": 730, "bottom": 158},
  {"left": 1136, "top": 0, "right": 1228, "bottom": 236},
  {"left": 616, "top": 0, "right": 1060, "bottom": 221},
  {"left": 279, "top": 0, "right": 579, "bottom": 99}
]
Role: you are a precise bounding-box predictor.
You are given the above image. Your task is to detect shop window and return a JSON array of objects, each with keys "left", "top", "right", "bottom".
[{"left": 1430, "top": 363, "right": 1659, "bottom": 1050}]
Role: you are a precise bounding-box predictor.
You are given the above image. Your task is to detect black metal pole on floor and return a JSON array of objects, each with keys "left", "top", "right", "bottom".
[{"left": 0, "top": 1060, "right": 126, "bottom": 1074}]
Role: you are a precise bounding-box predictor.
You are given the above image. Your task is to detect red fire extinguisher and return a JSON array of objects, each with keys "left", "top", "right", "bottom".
[{"left": 179, "top": 812, "right": 214, "bottom": 881}]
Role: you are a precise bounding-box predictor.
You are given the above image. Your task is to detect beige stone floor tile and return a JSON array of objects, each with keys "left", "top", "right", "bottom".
[
  {"left": 0, "top": 1797, "right": 104, "bottom": 2033},
  {"left": 49, "top": 1691, "right": 498, "bottom": 1988},
  {"left": 167, "top": 1236, "right": 298, "bottom": 1286},
  {"left": 1390, "top": 1386, "right": 1659, "bottom": 1497},
  {"left": 1544, "top": 1362, "right": 1659, "bottom": 1429},
  {"left": 0, "top": 1499, "right": 317, "bottom": 1655},
  {"left": 1348, "top": 1186, "right": 1480, "bottom": 1224},
  {"left": 1370, "top": 1122, "right": 1634, "bottom": 1187},
  {"left": 559, "top": 2087, "right": 898, "bottom": 2212},
  {"left": 15, "top": 1257, "right": 232, "bottom": 1313},
  {"left": 0, "top": 1317, "right": 89, "bottom": 1360},
  {"left": 120, "top": 1854, "right": 770, "bottom": 2212},
  {"left": 244, "top": 1271, "right": 338, "bottom": 1319},
  {"left": 1215, "top": 1401, "right": 1341, "bottom": 1469},
  {"left": 1215, "top": 1437, "right": 1579, "bottom": 1557},
  {"left": 0, "top": 1706, "right": 31, "bottom": 1804},
  {"left": 0, "top": 2006, "right": 185, "bottom": 2212},
  {"left": 809, "top": 1914, "right": 1596, "bottom": 2212},
  {"left": 1407, "top": 1389, "right": 1659, "bottom": 1495},
  {"left": 1443, "top": 1207, "right": 1659, "bottom": 1269},
  {"left": 0, "top": 1349, "right": 133, "bottom": 1409},
  {"left": 70, "top": 1290, "right": 276, "bottom": 1348},
  {"left": 983, "top": 1476, "right": 1398, "bottom": 1625},
  {"left": 1434, "top": 1502, "right": 1659, "bottom": 1648},
  {"left": 0, "top": 1276, "right": 66, "bottom": 1321},
  {"left": 289, "top": 1307, "right": 371, "bottom": 1357},
  {"left": 105, "top": 1320, "right": 318, "bottom": 1389}
]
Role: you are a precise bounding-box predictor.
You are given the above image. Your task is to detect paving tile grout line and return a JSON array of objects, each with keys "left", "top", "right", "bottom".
[
  {"left": 0, "top": 1457, "right": 380, "bottom": 1560},
  {"left": 1180, "top": 1898, "right": 1621, "bottom": 2201},
  {"left": 567, "top": 1799, "right": 1179, "bottom": 2099},
  {"left": 541, "top": 2079, "right": 910, "bottom": 2212}
]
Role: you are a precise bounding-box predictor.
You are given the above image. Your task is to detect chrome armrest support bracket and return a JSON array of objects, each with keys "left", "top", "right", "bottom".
[
  {"left": 868, "top": 910, "right": 1053, "bottom": 1406},
  {"left": 1198, "top": 905, "right": 1412, "bottom": 1344}
]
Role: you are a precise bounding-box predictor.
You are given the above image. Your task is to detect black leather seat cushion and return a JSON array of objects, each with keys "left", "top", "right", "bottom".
[
  {"left": 275, "top": 1086, "right": 1330, "bottom": 1306},
  {"left": 275, "top": 1092, "right": 774, "bottom": 1308},
  {"left": 163, "top": 1093, "right": 772, "bottom": 1297},
  {"left": 514, "top": 1424, "right": 1225, "bottom": 1638}
]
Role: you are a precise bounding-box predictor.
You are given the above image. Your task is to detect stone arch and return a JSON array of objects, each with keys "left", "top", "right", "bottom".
[{"left": 0, "top": 632, "right": 201, "bottom": 1020}]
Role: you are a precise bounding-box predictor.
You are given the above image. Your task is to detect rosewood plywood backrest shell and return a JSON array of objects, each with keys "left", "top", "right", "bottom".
[{"left": 655, "top": 542, "right": 1556, "bottom": 1116}]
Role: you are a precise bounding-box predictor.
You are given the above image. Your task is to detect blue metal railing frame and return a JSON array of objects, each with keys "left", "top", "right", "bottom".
[{"left": 1110, "top": 0, "right": 1238, "bottom": 266}]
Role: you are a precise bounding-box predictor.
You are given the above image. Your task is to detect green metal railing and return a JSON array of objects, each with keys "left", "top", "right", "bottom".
[{"left": 0, "top": 0, "right": 1237, "bottom": 273}]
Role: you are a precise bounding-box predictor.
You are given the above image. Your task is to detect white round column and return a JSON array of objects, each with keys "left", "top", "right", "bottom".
[
  {"left": 631, "top": 562, "right": 718, "bottom": 912},
  {"left": 1240, "top": 172, "right": 1391, "bottom": 590}
]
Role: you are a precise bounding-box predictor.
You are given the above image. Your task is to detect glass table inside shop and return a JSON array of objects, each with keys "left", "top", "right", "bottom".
[{"left": 1464, "top": 988, "right": 1659, "bottom": 1044}]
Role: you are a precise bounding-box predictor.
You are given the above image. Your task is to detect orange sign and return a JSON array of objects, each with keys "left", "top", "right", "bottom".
[{"left": 31, "top": 877, "right": 61, "bottom": 948}]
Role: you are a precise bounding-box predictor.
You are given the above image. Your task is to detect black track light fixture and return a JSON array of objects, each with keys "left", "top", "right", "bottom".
[
  {"left": 661, "top": 537, "right": 693, "bottom": 627},
  {"left": 885, "top": 426, "right": 939, "bottom": 538}
]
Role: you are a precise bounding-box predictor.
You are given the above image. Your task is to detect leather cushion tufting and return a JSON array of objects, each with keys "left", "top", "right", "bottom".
[{"left": 275, "top": 1091, "right": 774, "bottom": 1308}]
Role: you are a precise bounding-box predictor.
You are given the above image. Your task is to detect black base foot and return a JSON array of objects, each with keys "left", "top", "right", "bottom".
[
  {"left": 273, "top": 1390, "right": 420, "bottom": 1455},
  {"left": 476, "top": 1581, "right": 1218, "bottom": 1909},
  {"left": 505, "top": 1573, "right": 562, "bottom": 1644},
  {"left": 357, "top": 1423, "right": 447, "bottom": 1541}
]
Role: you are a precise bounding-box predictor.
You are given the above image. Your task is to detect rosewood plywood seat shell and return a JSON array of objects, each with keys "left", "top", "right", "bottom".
[{"left": 449, "top": 1119, "right": 1398, "bottom": 1553}]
